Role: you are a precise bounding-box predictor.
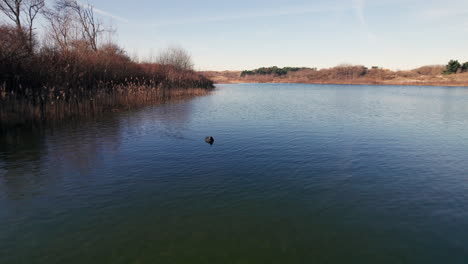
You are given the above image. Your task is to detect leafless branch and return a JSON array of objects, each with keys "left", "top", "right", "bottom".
[
  {"left": 0, "top": 0, "right": 23, "bottom": 29},
  {"left": 157, "top": 46, "right": 194, "bottom": 71},
  {"left": 0, "top": 0, "right": 44, "bottom": 51},
  {"left": 59, "top": 0, "right": 104, "bottom": 51}
]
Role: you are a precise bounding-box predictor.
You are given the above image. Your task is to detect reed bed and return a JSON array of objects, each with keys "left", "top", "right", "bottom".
[
  {"left": 0, "top": 10, "right": 214, "bottom": 127},
  {"left": 0, "top": 83, "right": 212, "bottom": 126},
  {"left": 0, "top": 36, "right": 214, "bottom": 126}
]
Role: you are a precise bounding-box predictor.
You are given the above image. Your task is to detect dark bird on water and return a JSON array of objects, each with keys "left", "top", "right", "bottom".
[{"left": 205, "top": 136, "right": 214, "bottom": 144}]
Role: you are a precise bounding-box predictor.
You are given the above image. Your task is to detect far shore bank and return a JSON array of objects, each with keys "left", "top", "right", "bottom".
[
  {"left": 211, "top": 80, "right": 468, "bottom": 87},
  {"left": 201, "top": 66, "right": 468, "bottom": 87}
]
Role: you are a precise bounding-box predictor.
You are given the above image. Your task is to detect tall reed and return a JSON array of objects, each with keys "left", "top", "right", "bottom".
[
  {"left": 0, "top": 83, "right": 213, "bottom": 125},
  {"left": 0, "top": 29, "right": 214, "bottom": 126}
]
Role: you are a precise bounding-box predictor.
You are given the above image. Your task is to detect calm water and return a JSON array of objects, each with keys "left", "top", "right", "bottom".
[{"left": 1, "top": 83, "right": 468, "bottom": 263}]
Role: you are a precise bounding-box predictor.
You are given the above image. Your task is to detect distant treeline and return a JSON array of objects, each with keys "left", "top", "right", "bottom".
[
  {"left": 238, "top": 65, "right": 376, "bottom": 80},
  {"left": 241, "top": 66, "right": 315, "bottom": 77},
  {"left": 202, "top": 63, "right": 468, "bottom": 86},
  {"left": 239, "top": 60, "right": 468, "bottom": 78},
  {"left": 443, "top": 60, "right": 468, "bottom": 74},
  {"left": 0, "top": 0, "right": 213, "bottom": 125}
]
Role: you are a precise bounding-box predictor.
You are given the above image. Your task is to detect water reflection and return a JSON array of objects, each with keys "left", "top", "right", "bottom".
[
  {"left": 116, "top": 99, "right": 196, "bottom": 141},
  {"left": 0, "top": 98, "right": 199, "bottom": 201},
  {"left": 1, "top": 84, "right": 468, "bottom": 264},
  {"left": 440, "top": 87, "right": 468, "bottom": 124},
  {"left": 0, "top": 127, "right": 46, "bottom": 200}
]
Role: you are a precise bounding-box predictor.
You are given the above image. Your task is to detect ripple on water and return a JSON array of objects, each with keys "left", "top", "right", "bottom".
[{"left": 1, "top": 83, "right": 468, "bottom": 263}]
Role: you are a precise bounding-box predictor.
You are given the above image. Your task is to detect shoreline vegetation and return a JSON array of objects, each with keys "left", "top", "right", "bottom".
[
  {"left": 201, "top": 64, "right": 468, "bottom": 87},
  {"left": 0, "top": 0, "right": 213, "bottom": 126},
  {"left": 1, "top": 2, "right": 466, "bottom": 127}
]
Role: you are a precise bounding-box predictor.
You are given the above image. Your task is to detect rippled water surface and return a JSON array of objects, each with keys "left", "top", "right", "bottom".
[{"left": 1, "top": 83, "right": 468, "bottom": 263}]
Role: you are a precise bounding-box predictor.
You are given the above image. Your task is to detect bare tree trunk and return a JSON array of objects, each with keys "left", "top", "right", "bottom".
[
  {"left": 59, "top": 0, "right": 104, "bottom": 51},
  {"left": 0, "top": 0, "right": 45, "bottom": 52},
  {"left": 43, "top": 4, "right": 77, "bottom": 52},
  {"left": 25, "top": 0, "right": 44, "bottom": 52},
  {"left": 0, "top": 0, "right": 23, "bottom": 29}
]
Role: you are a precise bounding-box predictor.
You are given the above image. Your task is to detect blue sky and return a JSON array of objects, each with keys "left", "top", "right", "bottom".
[{"left": 50, "top": 0, "right": 468, "bottom": 70}]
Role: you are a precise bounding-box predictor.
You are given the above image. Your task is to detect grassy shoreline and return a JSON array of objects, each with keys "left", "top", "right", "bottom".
[
  {"left": 0, "top": 85, "right": 214, "bottom": 126},
  {"left": 202, "top": 66, "right": 468, "bottom": 87},
  {"left": 210, "top": 80, "right": 468, "bottom": 87},
  {"left": 0, "top": 0, "right": 214, "bottom": 127},
  {"left": 0, "top": 32, "right": 214, "bottom": 127}
]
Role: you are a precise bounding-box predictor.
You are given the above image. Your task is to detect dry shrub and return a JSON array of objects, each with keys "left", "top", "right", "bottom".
[
  {"left": 0, "top": 25, "right": 30, "bottom": 61},
  {"left": 156, "top": 46, "right": 194, "bottom": 71},
  {"left": 0, "top": 84, "right": 210, "bottom": 125},
  {"left": 0, "top": 25, "right": 213, "bottom": 125},
  {"left": 411, "top": 65, "right": 444, "bottom": 75},
  {"left": 201, "top": 64, "right": 468, "bottom": 87},
  {"left": 307, "top": 65, "right": 368, "bottom": 81}
]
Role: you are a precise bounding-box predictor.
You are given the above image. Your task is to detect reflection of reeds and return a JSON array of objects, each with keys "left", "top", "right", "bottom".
[
  {"left": 1, "top": 33, "right": 214, "bottom": 126},
  {"left": 0, "top": 53, "right": 214, "bottom": 126},
  {"left": 0, "top": 83, "right": 212, "bottom": 125}
]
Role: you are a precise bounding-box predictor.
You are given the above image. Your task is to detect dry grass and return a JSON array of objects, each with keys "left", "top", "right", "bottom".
[
  {"left": 0, "top": 83, "right": 212, "bottom": 125},
  {"left": 201, "top": 65, "right": 468, "bottom": 87},
  {"left": 0, "top": 24, "right": 214, "bottom": 126}
]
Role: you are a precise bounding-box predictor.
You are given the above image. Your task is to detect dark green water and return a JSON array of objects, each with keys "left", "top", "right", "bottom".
[{"left": 1, "top": 83, "right": 468, "bottom": 263}]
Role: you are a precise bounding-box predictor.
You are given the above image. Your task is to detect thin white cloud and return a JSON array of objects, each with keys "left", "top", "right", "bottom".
[
  {"left": 419, "top": 7, "right": 468, "bottom": 19},
  {"left": 353, "top": 0, "right": 366, "bottom": 26},
  {"left": 417, "top": 5, "right": 468, "bottom": 31},
  {"left": 148, "top": 5, "right": 342, "bottom": 27},
  {"left": 92, "top": 7, "right": 129, "bottom": 23},
  {"left": 77, "top": 1, "right": 129, "bottom": 23},
  {"left": 352, "top": 0, "right": 375, "bottom": 42}
]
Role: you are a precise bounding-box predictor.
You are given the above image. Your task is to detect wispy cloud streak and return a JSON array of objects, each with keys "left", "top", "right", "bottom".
[
  {"left": 353, "top": 0, "right": 366, "bottom": 25},
  {"left": 419, "top": 6, "right": 468, "bottom": 19},
  {"left": 148, "top": 5, "right": 342, "bottom": 27},
  {"left": 92, "top": 7, "right": 129, "bottom": 23},
  {"left": 76, "top": 1, "right": 129, "bottom": 23},
  {"left": 352, "top": 0, "right": 375, "bottom": 42},
  {"left": 417, "top": 4, "right": 468, "bottom": 30}
]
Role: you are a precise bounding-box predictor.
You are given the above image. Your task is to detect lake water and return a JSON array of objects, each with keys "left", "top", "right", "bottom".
[{"left": 1, "top": 83, "right": 468, "bottom": 263}]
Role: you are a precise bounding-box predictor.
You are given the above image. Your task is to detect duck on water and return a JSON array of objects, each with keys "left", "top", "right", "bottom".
[{"left": 205, "top": 136, "right": 214, "bottom": 144}]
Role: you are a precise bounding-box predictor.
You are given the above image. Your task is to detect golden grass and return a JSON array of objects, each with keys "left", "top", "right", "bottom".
[
  {"left": 0, "top": 25, "right": 215, "bottom": 127},
  {"left": 201, "top": 65, "right": 468, "bottom": 87},
  {"left": 0, "top": 83, "right": 212, "bottom": 125}
]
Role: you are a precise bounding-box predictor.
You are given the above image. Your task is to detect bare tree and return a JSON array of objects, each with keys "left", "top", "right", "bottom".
[
  {"left": 157, "top": 46, "right": 194, "bottom": 70},
  {"left": 0, "top": 0, "right": 45, "bottom": 52},
  {"left": 0, "top": 24, "right": 29, "bottom": 60},
  {"left": 58, "top": 0, "right": 104, "bottom": 51},
  {"left": 0, "top": 0, "right": 22, "bottom": 29},
  {"left": 43, "top": 4, "right": 78, "bottom": 51},
  {"left": 0, "top": 0, "right": 44, "bottom": 51},
  {"left": 25, "top": 0, "right": 44, "bottom": 48}
]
